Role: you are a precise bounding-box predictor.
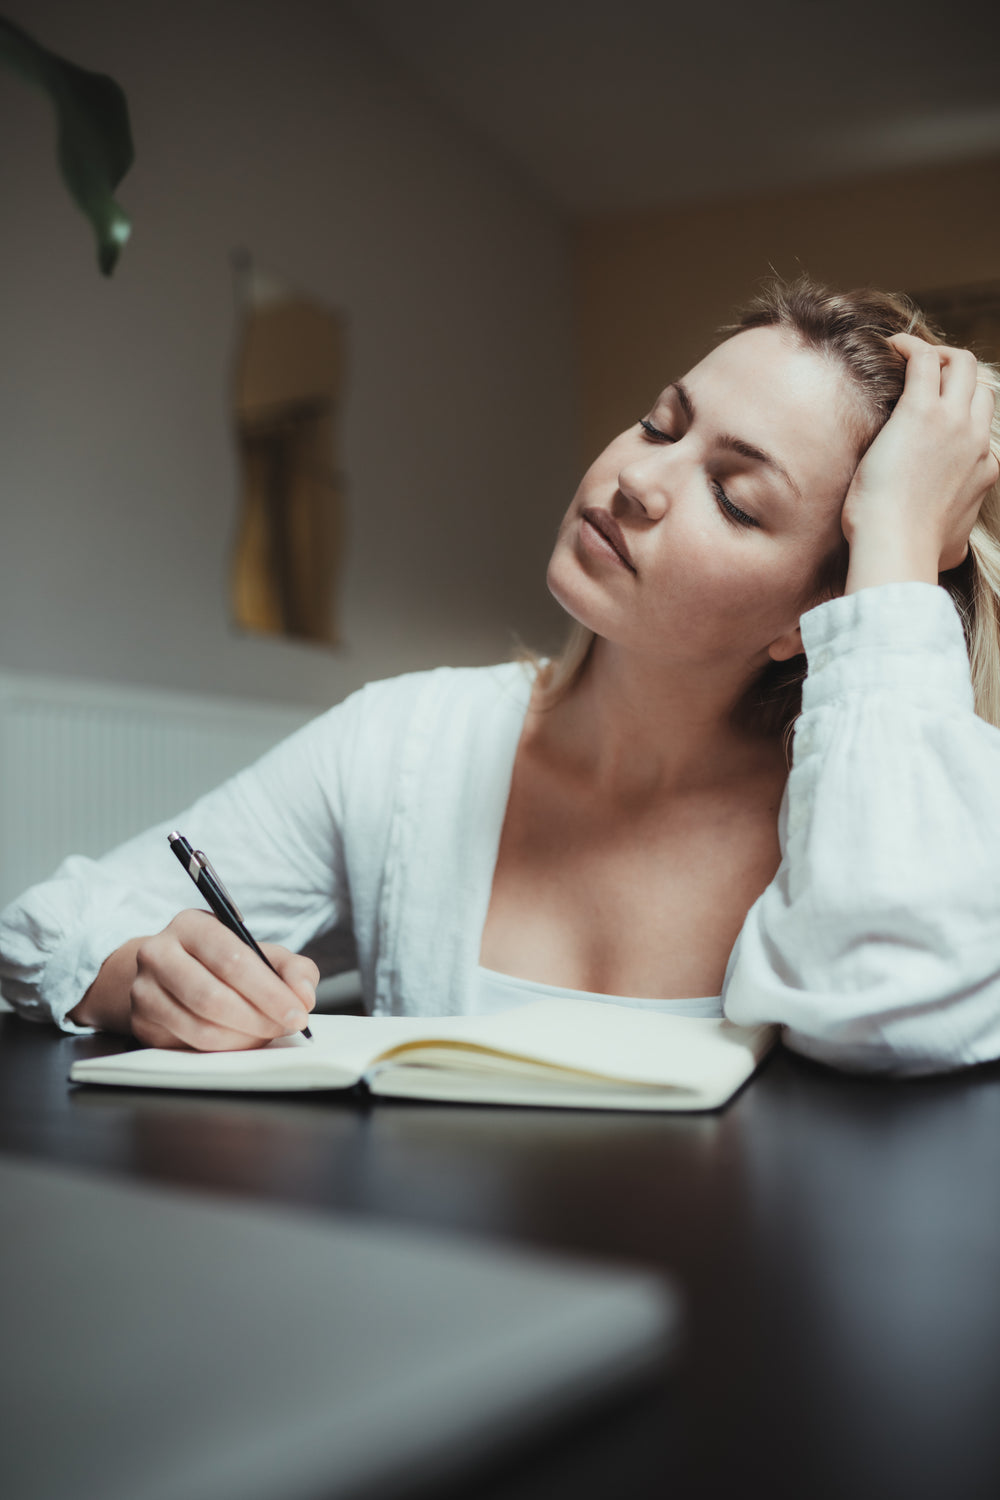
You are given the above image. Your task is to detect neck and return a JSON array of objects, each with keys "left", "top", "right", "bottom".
[{"left": 537, "top": 636, "right": 783, "bottom": 801}]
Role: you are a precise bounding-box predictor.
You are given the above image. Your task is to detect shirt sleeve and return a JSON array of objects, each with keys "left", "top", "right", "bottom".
[
  {"left": 0, "top": 688, "right": 368, "bottom": 1034},
  {"left": 723, "top": 581, "right": 1000, "bottom": 1076}
]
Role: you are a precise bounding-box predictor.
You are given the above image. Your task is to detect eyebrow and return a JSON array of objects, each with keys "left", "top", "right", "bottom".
[{"left": 668, "top": 381, "right": 802, "bottom": 501}]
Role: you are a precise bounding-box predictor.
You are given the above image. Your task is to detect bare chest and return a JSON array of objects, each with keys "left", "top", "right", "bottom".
[{"left": 479, "top": 763, "right": 785, "bottom": 1000}]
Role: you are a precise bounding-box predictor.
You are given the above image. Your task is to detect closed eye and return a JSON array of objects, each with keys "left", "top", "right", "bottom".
[
  {"left": 640, "top": 416, "right": 759, "bottom": 528},
  {"left": 712, "top": 480, "right": 759, "bottom": 529}
]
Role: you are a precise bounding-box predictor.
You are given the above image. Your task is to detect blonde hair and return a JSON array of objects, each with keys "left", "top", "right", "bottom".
[{"left": 534, "top": 276, "right": 1000, "bottom": 733}]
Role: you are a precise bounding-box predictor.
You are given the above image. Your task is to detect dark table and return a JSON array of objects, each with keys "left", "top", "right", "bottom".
[{"left": 3, "top": 1008, "right": 1000, "bottom": 1500}]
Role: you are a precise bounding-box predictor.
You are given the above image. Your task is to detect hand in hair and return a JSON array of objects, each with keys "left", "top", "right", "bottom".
[{"left": 841, "top": 333, "right": 1000, "bottom": 594}]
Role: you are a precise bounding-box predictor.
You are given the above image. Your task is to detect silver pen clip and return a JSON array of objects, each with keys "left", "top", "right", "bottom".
[{"left": 193, "top": 850, "right": 245, "bottom": 923}]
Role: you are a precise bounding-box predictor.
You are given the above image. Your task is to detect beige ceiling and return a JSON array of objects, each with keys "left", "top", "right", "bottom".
[{"left": 347, "top": 0, "right": 1000, "bottom": 212}]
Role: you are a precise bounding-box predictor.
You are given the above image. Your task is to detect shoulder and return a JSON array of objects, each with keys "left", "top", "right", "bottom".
[
  {"left": 310, "top": 661, "right": 534, "bottom": 796},
  {"left": 350, "top": 661, "right": 535, "bottom": 733}
]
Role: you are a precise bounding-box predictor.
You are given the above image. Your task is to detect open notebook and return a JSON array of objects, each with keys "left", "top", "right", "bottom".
[{"left": 71, "top": 996, "right": 777, "bottom": 1111}]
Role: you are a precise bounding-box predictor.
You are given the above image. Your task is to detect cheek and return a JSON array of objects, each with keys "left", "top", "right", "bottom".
[
  {"left": 558, "top": 464, "right": 601, "bottom": 534},
  {"left": 643, "top": 524, "right": 810, "bottom": 633},
  {"left": 644, "top": 516, "right": 753, "bottom": 601},
  {"left": 575, "top": 438, "right": 633, "bottom": 502}
]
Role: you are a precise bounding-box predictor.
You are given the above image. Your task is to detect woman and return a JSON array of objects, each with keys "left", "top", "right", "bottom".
[{"left": 3, "top": 278, "right": 999, "bottom": 1073}]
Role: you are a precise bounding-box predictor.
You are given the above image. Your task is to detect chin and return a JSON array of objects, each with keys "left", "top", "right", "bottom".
[{"left": 546, "top": 549, "right": 602, "bottom": 634}]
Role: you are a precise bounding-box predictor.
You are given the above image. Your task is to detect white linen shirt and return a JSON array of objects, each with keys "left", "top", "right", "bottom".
[{"left": 2, "top": 581, "right": 1000, "bottom": 1076}]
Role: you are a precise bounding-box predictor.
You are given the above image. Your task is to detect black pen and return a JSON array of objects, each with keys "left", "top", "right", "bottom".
[{"left": 167, "top": 830, "right": 313, "bottom": 1041}]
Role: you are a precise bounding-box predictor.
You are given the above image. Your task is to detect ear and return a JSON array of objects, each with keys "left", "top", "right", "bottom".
[{"left": 767, "top": 623, "right": 804, "bottom": 662}]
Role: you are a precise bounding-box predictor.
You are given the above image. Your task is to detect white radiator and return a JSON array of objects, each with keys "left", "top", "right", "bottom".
[{"left": 0, "top": 672, "right": 315, "bottom": 911}]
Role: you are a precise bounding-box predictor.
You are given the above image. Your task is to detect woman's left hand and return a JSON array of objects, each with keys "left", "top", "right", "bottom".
[{"left": 842, "top": 333, "right": 998, "bottom": 592}]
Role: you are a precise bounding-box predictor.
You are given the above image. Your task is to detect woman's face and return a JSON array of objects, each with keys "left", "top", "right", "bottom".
[{"left": 547, "top": 326, "right": 862, "bottom": 672}]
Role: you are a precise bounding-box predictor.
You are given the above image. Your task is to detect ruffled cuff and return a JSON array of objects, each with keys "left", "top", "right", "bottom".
[
  {"left": 799, "top": 582, "right": 973, "bottom": 716},
  {"left": 0, "top": 851, "right": 186, "bottom": 1034}
]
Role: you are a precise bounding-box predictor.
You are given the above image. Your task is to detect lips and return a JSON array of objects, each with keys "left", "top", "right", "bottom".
[{"left": 581, "top": 508, "right": 635, "bottom": 572}]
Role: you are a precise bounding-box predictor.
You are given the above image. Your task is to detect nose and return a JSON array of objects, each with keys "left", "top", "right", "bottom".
[{"left": 616, "top": 451, "right": 670, "bottom": 521}]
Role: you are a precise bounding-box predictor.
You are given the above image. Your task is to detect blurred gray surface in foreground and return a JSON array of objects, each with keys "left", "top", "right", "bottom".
[{"left": 1, "top": 1153, "right": 677, "bottom": 1500}]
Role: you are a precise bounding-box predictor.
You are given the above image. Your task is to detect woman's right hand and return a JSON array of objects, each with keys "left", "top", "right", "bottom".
[
  {"left": 128, "top": 909, "right": 318, "bottom": 1050},
  {"left": 842, "top": 335, "right": 999, "bottom": 592},
  {"left": 70, "top": 908, "right": 318, "bottom": 1048}
]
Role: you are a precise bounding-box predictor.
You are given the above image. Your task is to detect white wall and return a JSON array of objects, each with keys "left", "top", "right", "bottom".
[{"left": 0, "top": 0, "right": 577, "bottom": 707}]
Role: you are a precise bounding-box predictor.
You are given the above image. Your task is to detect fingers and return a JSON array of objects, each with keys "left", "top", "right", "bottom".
[
  {"left": 179, "top": 913, "right": 314, "bottom": 1028},
  {"left": 888, "top": 333, "right": 989, "bottom": 421},
  {"left": 939, "top": 348, "right": 979, "bottom": 409},
  {"left": 131, "top": 996, "right": 269, "bottom": 1053},
  {"left": 888, "top": 334, "right": 998, "bottom": 482},
  {"left": 844, "top": 332, "right": 999, "bottom": 581},
  {"left": 136, "top": 937, "right": 285, "bottom": 1037},
  {"left": 888, "top": 333, "right": 946, "bottom": 399},
  {"left": 129, "top": 909, "right": 314, "bottom": 1051},
  {"left": 260, "top": 944, "right": 319, "bottom": 1012},
  {"left": 972, "top": 382, "right": 1000, "bottom": 482}
]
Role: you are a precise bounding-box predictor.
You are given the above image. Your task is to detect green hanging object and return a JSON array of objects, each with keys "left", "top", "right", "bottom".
[{"left": 0, "top": 15, "right": 134, "bottom": 275}]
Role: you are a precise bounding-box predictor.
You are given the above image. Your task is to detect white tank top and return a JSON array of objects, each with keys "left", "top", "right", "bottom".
[{"left": 475, "top": 966, "right": 723, "bottom": 1019}]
